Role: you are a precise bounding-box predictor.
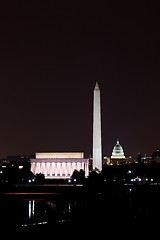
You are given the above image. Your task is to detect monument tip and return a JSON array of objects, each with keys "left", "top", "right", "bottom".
[{"left": 95, "top": 82, "right": 99, "bottom": 90}]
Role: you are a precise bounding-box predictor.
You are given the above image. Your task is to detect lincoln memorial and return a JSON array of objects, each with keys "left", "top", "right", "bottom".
[{"left": 30, "top": 152, "right": 89, "bottom": 179}]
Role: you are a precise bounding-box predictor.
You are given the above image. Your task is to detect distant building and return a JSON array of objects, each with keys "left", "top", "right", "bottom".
[
  {"left": 152, "top": 149, "right": 160, "bottom": 163},
  {"left": 110, "top": 139, "right": 126, "bottom": 165},
  {"left": 103, "top": 156, "right": 111, "bottom": 165},
  {"left": 30, "top": 152, "right": 89, "bottom": 179},
  {"left": 0, "top": 155, "right": 33, "bottom": 183},
  {"left": 0, "top": 155, "right": 31, "bottom": 170}
]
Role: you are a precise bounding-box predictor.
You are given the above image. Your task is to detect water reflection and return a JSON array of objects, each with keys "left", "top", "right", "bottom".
[
  {"left": 19, "top": 198, "right": 76, "bottom": 227},
  {"left": 1, "top": 186, "right": 160, "bottom": 231},
  {"left": 28, "top": 200, "right": 34, "bottom": 220}
]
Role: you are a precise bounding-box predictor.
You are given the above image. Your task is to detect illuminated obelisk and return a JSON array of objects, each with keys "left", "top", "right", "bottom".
[{"left": 93, "top": 82, "right": 102, "bottom": 171}]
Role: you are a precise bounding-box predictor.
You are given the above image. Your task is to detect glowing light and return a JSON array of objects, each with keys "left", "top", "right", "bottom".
[
  {"left": 68, "top": 203, "right": 71, "bottom": 213},
  {"left": 36, "top": 152, "right": 84, "bottom": 159},
  {"left": 32, "top": 200, "right": 35, "bottom": 217},
  {"left": 29, "top": 200, "right": 31, "bottom": 219}
]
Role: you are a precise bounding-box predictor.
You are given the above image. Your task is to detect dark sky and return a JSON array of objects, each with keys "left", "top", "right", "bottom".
[{"left": 0, "top": 1, "right": 159, "bottom": 159}]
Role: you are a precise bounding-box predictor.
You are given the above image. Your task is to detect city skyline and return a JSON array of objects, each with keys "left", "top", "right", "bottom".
[{"left": 0, "top": 2, "right": 160, "bottom": 158}]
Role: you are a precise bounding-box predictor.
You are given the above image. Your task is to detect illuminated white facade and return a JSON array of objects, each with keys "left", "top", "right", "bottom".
[
  {"left": 31, "top": 152, "right": 89, "bottom": 179},
  {"left": 111, "top": 140, "right": 125, "bottom": 159},
  {"left": 35, "top": 152, "right": 84, "bottom": 159},
  {"left": 93, "top": 82, "right": 102, "bottom": 171}
]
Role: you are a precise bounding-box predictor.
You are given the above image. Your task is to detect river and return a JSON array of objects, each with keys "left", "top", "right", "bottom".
[{"left": 0, "top": 184, "right": 160, "bottom": 235}]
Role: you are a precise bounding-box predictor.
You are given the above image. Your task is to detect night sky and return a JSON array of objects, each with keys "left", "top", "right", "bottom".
[{"left": 0, "top": 1, "right": 159, "bottom": 159}]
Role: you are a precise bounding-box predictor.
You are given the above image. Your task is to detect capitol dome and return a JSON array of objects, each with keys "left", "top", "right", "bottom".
[{"left": 111, "top": 139, "right": 125, "bottom": 159}]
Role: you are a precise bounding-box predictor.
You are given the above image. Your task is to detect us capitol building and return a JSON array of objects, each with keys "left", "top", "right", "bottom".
[
  {"left": 104, "top": 139, "right": 128, "bottom": 165},
  {"left": 111, "top": 139, "right": 126, "bottom": 163}
]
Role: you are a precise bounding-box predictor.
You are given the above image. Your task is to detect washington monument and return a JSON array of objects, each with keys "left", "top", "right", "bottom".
[{"left": 93, "top": 82, "right": 102, "bottom": 171}]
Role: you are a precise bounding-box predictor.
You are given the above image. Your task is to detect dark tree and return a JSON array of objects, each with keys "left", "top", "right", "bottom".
[{"left": 35, "top": 173, "right": 45, "bottom": 183}]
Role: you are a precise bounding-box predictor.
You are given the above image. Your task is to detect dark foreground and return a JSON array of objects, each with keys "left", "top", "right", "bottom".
[{"left": 0, "top": 183, "right": 160, "bottom": 237}]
